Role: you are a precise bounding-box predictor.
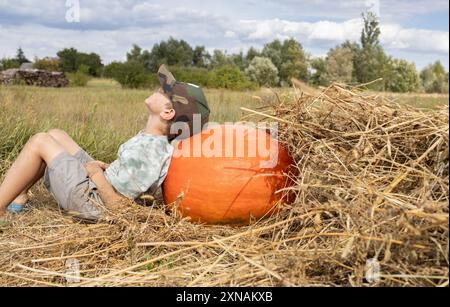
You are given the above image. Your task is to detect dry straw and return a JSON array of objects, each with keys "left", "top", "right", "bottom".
[{"left": 0, "top": 82, "right": 448, "bottom": 286}]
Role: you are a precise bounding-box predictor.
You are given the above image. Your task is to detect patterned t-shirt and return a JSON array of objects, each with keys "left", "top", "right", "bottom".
[{"left": 104, "top": 132, "right": 173, "bottom": 199}]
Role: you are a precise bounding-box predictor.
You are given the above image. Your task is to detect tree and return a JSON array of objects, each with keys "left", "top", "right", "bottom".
[
  {"left": 230, "top": 51, "right": 247, "bottom": 71},
  {"left": 246, "top": 47, "right": 260, "bottom": 63},
  {"left": 262, "top": 39, "right": 308, "bottom": 84},
  {"left": 16, "top": 47, "right": 30, "bottom": 65},
  {"left": 245, "top": 56, "right": 279, "bottom": 87},
  {"left": 354, "top": 12, "right": 389, "bottom": 90},
  {"left": 321, "top": 46, "right": 354, "bottom": 85},
  {"left": 279, "top": 38, "right": 309, "bottom": 83},
  {"left": 361, "top": 12, "right": 381, "bottom": 49},
  {"left": 57, "top": 48, "right": 79, "bottom": 72},
  {"left": 192, "top": 46, "right": 211, "bottom": 68},
  {"left": 420, "top": 61, "right": 449, "bottom": 93},
  {"left": 149, "top": 37, "right": 194, "bottom": 71},
  {"left": 209, "top": 50, "right": 232, "bottom": 69},
  {"left": 127, "top": 44, "right": 142, "bottom": 62},
  {"left": 262, "top": 40, "right": 283, "bottom": 72},
  {"left": 126, "top": 44, "right": 151, "bottom": 71},
  {"left": 56, "top": 48, "right": 103, "bottom": 76},
  {"left": 384, "top": 59, "right": 420, "bottom": 92},
  {"left": 310, "top": 57, "right": 327, "bottom": 86},
  {"left": 340, "top": 40, "right": 361, "bottom": 83},
  {"left": 76, "top": 52, "right": 103, "bottom": 76}
]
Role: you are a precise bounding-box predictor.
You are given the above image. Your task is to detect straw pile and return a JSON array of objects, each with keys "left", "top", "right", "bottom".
[{"left": 0, "top": 83, "right": 448, "bottom": 286}]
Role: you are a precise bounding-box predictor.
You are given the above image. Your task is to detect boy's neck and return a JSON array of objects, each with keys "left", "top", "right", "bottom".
[{"left": 143, "top": 114, "right": 167, "bottom": 137}]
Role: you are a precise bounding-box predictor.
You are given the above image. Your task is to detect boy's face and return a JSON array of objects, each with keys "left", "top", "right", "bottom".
[{"left": 145, "top": 88, "right": 175, "bottom": 121}]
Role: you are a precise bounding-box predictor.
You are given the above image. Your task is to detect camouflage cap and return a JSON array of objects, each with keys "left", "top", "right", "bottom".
[{"left": 158, "top": 64, "right": 210, "bottom": 141}]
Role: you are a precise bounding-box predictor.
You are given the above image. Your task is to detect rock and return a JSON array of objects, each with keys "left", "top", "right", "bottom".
[{"left": 0, "top": 68, "right": 69, "bottom": 87}]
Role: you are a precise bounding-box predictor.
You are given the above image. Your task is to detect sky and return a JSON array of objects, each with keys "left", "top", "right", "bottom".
[{"left": 0, "top": 0, "right": 448, "bottom": 70}]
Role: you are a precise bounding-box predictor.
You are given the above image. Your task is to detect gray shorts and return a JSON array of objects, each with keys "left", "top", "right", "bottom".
[{"left": 44, "top": 150, "right": 104, "bottom": 221}]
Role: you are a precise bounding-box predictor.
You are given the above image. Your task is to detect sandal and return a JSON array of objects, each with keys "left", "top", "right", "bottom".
[{"left": 7, "top": 201, "right": 32, "bottom": 214}]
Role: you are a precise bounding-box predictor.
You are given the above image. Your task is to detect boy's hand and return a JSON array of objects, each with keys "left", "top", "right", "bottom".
[
  {"left": 93, "top": 161, "right": 109, "bottom": 170},
  {"left": 84, "top": 161, "right": 107, "bottom": 177}
]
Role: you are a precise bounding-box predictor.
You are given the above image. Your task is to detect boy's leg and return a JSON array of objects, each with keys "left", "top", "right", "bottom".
[
  {"left": 0, "top": 133, "right": 66, "bottom": 215},
  {"left": 11, "top": 129, "right": 86, "bottom": 204},
  {"left": 10, "top": 161, "right": 46, "bottom": 205},
  {"left": 48, "top": 129, "right": 94, "bottom": 164},
  {"left": 47, "top": 129, "right": 82, "bottom": 156}
]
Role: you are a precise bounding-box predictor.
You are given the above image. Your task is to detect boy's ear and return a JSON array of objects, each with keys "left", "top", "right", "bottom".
[{"left": 160, "top": 108, "right": 175, "bottom": 121}]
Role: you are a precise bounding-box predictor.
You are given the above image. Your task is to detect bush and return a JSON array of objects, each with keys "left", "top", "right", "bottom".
[
  {"left": 33, "top": 57, "right": 61, "bottom": 72},
  {"left": 169, "top": 66, "right": 209, "bottom": 87},
  {"left": 67, "top": 70, "right": 90, "bottom": 87},
  {"left": 102, "top": 62, "right": 122, "bottom": 79},
  {"left": 77, "top": 64, "right": 90, "bottom": 75},
  {"left": 106, "top": 62, "right": 257, "bottom": 90},
  {"left": 420, "top": 61, "right": 449, "bottom": 94},
  {"left": 105, "top": 61, "right": 155, "bottom": 89},
  {"left": 207, "top": 65, "right": 257, "bottom": 90},
  {"left": 245, "top": 56, "right": 279, "bottom": 87},
  {"left": 385, "top": 59, "right": 420, "bottom": 93},
  {"left": 0, "top": 58, "right": 20, "bottom": 71}
]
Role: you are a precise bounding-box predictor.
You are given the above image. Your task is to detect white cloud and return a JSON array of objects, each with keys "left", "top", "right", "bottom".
[
  {"left": 0, "top": 0, "right": 448, "bottom": 70},
  {"left": 234, "top": 18, "right": 449, "bottom": 56},
  {"left": 382, "top": 24, "right": 449, "bottom": 54},
  {"left": 255, "top": 0, "right": 449, "bottom": 22},
  {"left": 224, "top": 30, "right": 236, "bottom": 39},
  {"left": 0, "top": 23, "right": 176, "bottom": 63}
]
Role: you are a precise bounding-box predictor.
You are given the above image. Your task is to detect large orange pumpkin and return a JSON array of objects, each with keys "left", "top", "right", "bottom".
[{"left": 162, "top": 124, "right": 295, "bottom": 225}]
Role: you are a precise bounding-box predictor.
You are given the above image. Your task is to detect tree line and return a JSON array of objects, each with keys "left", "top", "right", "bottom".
[{"left": 1, "top": 12, "right": 448, "bottom": 93}]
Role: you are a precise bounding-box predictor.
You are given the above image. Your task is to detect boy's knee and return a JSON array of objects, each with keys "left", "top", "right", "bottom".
[
  {"left": 30, "top": 132, "right": 52, "bottom": 149},
  {"left": 48, "top": 129, "right": 67, "bottom": 139}
]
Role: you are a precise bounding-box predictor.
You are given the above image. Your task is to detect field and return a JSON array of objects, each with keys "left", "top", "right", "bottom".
[
  {"left": 0, "top": 79, "right": 448, "bottom": 286},
  {"left": 1, "top": 78, "right": 445, "bottom": 167},
  {"left": 0, "top": 79, "right": 267, "bottom": 164}
]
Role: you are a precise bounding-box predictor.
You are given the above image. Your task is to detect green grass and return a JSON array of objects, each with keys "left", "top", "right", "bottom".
[
  {"left": 389, "top": 93, "right": 449, "bottom": 109},
  {"left": 0, "top": 79, "right": 447, "bottom": 165},
  {"left": 87, "top": 78, "right": 121, "bottom": 89},
  {"left": 0, "top": 80, "right": 266, "bottom": 163},
  {"left": 364, "top": 89, "right": 448, "bottom": 110}
]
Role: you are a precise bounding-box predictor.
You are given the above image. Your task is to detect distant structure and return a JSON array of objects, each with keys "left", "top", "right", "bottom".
[
  {"left": 0, "top": 68, "right": 69, "bottom": 87},
  {"left": 19, "top": 62, "right": 34, "bottom": 70}
]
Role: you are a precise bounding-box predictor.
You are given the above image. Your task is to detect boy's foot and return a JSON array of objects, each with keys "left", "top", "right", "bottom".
[
  {"left": 7, "top": 194, "right": 31, "bottom": 214},
  {"left": 7, "top": 201, "right": 32, "bottom": 214}
]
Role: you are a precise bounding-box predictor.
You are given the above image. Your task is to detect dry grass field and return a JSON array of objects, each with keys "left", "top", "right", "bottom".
[{"left": 0, "top": 80, "right": 448, "bottom": 286}]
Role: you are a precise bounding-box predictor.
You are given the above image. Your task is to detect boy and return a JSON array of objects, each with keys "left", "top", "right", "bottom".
[{"left": 0, "top": 65, "right": 210, "bottom": 224}]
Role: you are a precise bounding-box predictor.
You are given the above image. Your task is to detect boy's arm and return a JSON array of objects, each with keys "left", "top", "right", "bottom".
[{"left": 85, "top": 162, "right": 129, "bottom": 208}]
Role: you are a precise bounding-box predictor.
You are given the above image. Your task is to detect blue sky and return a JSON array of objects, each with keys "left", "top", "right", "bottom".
[{"left": 0, "top": 0, "right": 448, "bottom": 70}]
